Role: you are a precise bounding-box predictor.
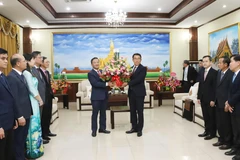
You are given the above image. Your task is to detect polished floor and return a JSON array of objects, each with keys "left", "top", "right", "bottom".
[{"left": 39, "top": 100, "right": 233, "bottom": 160}]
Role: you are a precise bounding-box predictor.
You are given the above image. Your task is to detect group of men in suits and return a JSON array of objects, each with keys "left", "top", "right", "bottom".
[
  {"left": 0, "top": 48, "right": 56, "bottom": 160},
  {"left": 32, "top": 51, "right": 56, "bottom": 144},
  {"left": 197, "top": 55, "right": 240, "bottom": 160},
  {"left": 88, "top": 53, "right": 146, "bottom": 137}
]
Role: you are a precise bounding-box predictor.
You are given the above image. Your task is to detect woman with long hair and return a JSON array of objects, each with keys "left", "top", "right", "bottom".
[{"left": 23, "top": 53, "right": 44, "bottom": 159}]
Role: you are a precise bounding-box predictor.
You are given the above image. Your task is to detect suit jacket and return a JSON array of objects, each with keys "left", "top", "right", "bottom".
[
  {"left": 39, "top": 69, "right": 54, "bottom": 104},
  {"left": 0, "top": 74, "right": 15, "bottom": 130},
  {"left": 7, "top": 70, "right": 32, "bottom": 119},
  {"left": 228, "top": 71, "right": 240, "bottom": 115},
  {"left": 128, "top": 64, "right": 147, "bottom": 97},
  {"left": 88, "top": 69, "right": 108, "bottom": 101},
  {"left": 196, "top": 67, "right": 204, "bottom": 82},
  {"left": 215, "top": 69, "right": 234, "bottom": 108},
  {"left": 32, "top": 67, "right": 46, "bottom": 103},
  {"left": 182, "top": 66, "right": 197, "bottom": 84},
  {"left": 197, "top": 67, "right": 217, "bottom": 103}
]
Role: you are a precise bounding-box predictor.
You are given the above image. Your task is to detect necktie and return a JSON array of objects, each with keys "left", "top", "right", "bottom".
[
  {"left": 45, "top": 70, "right": 49, "bottom": 83},
  {"left": 204, "top": 70, "right": 208, "bottom": 81},
  {"left": 220, "top": 72, "right": 224, "bottom": 81},
  {"left": 232, "top": 73, "right": 237, "bottom": 83},
  {"left": 21, "top": 74, "right": 27, "bottom": 84},
  {"left": 132, "top": 66, "right": 137, "bottom": 73},
  {"left": 37, "top": 68, "right": 43, "bottom": 79},
  {"left": 0, "top": 73, "right": 9, "bottom": 89}
]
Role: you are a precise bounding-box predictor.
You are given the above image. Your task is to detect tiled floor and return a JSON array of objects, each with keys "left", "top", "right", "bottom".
[{"left": 39, "top": 100, "right": 233, "bottom": 160}]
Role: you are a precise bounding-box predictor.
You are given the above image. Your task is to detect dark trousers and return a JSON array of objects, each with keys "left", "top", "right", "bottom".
[
  {"left": 231, "top": 114, "right": 240, "bottom": 151},
  {"left": 183, "top": 81, "right": 191, "bottom": 93},
  {"left": 129, "top": 92, "right": 145, "bottom": 132},
  {"left": 0, "top": 129, "right": 14, "bottom": 160},
  {"left": 216, "top": 107, "right": 232, "bottom": 145},
  {"left": 14, "top": 118, "right": 30, "bottom": 160},
  {"left": 201, "top": 101, "right": 216, "bottom": 136},
  {"left": 91, "top": 100, "right": 107, "bottom": 132},
  {"left": 41, "top": 99, "right": 53, "bottom": 137}
]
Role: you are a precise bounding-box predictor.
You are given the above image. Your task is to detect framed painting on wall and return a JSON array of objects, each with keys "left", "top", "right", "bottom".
[
  {"left": 52, "top": 33, "right": 171, "bottom": 80},
  {"left": 209, "top": 23, "right": 240, "bottom": 67}
]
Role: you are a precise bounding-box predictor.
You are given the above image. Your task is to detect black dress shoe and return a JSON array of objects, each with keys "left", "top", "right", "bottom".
[
  {"left": 43, "top": 136, "right": 51, "bottom": 141},
  {"left": 232, "top": 155, "right": 240, "bottom": 160},
  {"left": 43, "top": 139, "right": 49, "bottom": 144},
  {"left": 137, "top": 131, "right": 142, "bottom": 137},
  {"left": 219, "top": 145, "right": 231, "bottom": 150},
  {"left": 99, "top": 129, "right": 111, "bottom": 134},
  {"left": 204, "top": 135, "right": 216, "bottom": 140},
  {"left": 92, "top": 131, "right": 96, "bottom": 137},
  {"left": 48, "top": 133, "right": 57, "bottom": 137},
  {"left": 213, "top": 141, "right": 223, "bottom": 147},
  {"left": 225, "top": 149, "right": 237, "bottom": 156},
  {"left": 198, "top": 131, "right": 208, "bottom": 137},
  {"left": 126, "top": 129, "right": 138, "bottom": 134}
]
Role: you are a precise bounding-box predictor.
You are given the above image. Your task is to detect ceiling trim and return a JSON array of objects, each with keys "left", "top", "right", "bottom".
[
  {"left": 48, "top": 22, "right": 176, "bottom": 26},
  {"left": 18, "top": 0, "right": 48, "bottom": 24},
  {"left": 198, "top": 7, "right": 240, "bottom": 28},
  {"left": 17, "top": 0, "right": 216, "bottom": 27},
  {"left": 38, "top": 0, "right": 192, "bottom": 19},
  {"left": 176, "top": 0, "right": 216, "bottom": 24}
]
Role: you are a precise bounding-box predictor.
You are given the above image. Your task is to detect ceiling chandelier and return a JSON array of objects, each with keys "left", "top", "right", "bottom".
[{"left": 105, "top": 0, "right": 127, "bottom": 27}]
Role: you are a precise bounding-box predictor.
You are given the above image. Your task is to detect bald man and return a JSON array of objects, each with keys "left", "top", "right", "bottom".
[{"left": 7, "top": 54, "right": 32, "bottom": 160}]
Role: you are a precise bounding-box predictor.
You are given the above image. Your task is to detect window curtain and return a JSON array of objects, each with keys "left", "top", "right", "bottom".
[{"left": 0, "top": 15, "right": 20, "bottom": 75}]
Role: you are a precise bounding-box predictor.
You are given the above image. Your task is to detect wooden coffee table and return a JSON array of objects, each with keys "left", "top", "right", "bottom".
[{"left": 108, "top": 94, "right": 129, "bottom": 129}]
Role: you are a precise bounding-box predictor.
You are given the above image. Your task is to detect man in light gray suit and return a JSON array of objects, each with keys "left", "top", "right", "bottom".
[{"left": 31, "top": 51, "right": 49, "bottom": 144}]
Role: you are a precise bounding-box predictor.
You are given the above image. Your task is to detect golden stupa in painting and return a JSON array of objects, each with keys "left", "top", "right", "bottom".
[{"left": 99, "top": 40, "right": 115, "bottom": 69}]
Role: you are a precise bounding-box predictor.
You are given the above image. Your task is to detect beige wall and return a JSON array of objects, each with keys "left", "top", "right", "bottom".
[
  {"left": 18, "top": 27, "right": 23, "bottom": 54},
  {"left": 198, "top": 9, "right": 240, "bottom": 59},
  {"left": 31, "top": 28, "right": 190, "bottom": 79}
]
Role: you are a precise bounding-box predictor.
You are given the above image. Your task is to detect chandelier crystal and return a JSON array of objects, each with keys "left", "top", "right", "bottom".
[{"left": 105, "top": 1, "right": 127, "bottom": 27}]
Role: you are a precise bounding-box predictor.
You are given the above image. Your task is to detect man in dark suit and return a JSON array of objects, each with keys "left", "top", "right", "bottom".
[
  {"left": 0, "top": 48, "right": 18, "bottom": 160},
  {"left": 7, "top": 54, "right": 32, "bottom": 160},
  {"left": 212, "top": 56, "right": 233, "bottom": 150},
  {"left": 31, "top": 51, "right": 49, "bottom": 144},
  {"left": 182, "top": 60, "right": 197, "bottom": 93},
  {"left": 40, "top": 57, "right": 56, "bottom": 139},
  {"left": 197, "top": 55, "right": 217, "bottom": 140},
  {"left": 225, "top": 55, "right": 240, "bottom": 160},
  {"left": 88, "top": 57, "right": 113, "bottom": 137},
  {"left": 122, "top": 53, "right": 147, "bottom": 137}
]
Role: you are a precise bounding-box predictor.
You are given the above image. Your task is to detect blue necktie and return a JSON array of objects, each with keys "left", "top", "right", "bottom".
[
  {"left": 20, "top": 74, "right": 27, "bottom": 84},
  {"left": 232, "top": 74, "right": 237, "bottom": 83},
  {"left": 220, "top": 72, "right": 224, "bottom": 81}
]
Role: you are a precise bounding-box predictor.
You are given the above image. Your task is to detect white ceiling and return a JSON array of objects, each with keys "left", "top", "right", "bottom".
[{"left": 0, "top": 0, "right": 239, "bottom": 28}]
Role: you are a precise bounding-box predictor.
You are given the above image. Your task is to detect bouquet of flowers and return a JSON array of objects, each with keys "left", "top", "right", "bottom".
[
  {"left": 155, "top": 72, "right": 181, "bottom": 91},
  {"left": 51, "top": 73, "right": 71, "bottom": 94},
  {"left": 99, "top": 57, "right": 132, "bottom": 89}
]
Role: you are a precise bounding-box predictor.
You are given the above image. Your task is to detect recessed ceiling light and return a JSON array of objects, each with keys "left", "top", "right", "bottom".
[
  {"left": 223, "top": 5, "right": 226, "bottom": 8},
  {"left": 26, "top": 20, "right": 30, "bottom": 23},
  {"left": 158, "top": 8, "right": 161, "bottom": 11},
  {"left": 66, "top": 7, "right": 71, "bottom": 11},
  {"left": 0, "top": 2, "right": 3, "bottom": 5},
  {"left": 194, "top": 20, "right": 198, "bottom": 23},
  {"left": 71, "top": 15, "right": 75, "bottom": 18}
]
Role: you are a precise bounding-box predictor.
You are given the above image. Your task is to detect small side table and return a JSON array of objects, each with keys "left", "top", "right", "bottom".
[
  {"left": 54, "top": 93, "right": 69, "bottom": 109},
  {"left": 110, "top": 106, "right": 130, "bottom": 129}
]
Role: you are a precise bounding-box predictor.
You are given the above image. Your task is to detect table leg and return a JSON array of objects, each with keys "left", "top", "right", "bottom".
[
  {"left": 63, "top": 95, "right": 69, "bottom": 109},
  {"left": 158, "top": 94, "right": 162, "bottom": 106},
  {"left": 111, "top": 111, "right": 114, "bottom": 129}
]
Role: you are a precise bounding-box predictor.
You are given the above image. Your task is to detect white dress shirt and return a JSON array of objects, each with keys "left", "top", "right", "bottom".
[{"left": 184, "top": 66, "right": 189, "bottom": 81}]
